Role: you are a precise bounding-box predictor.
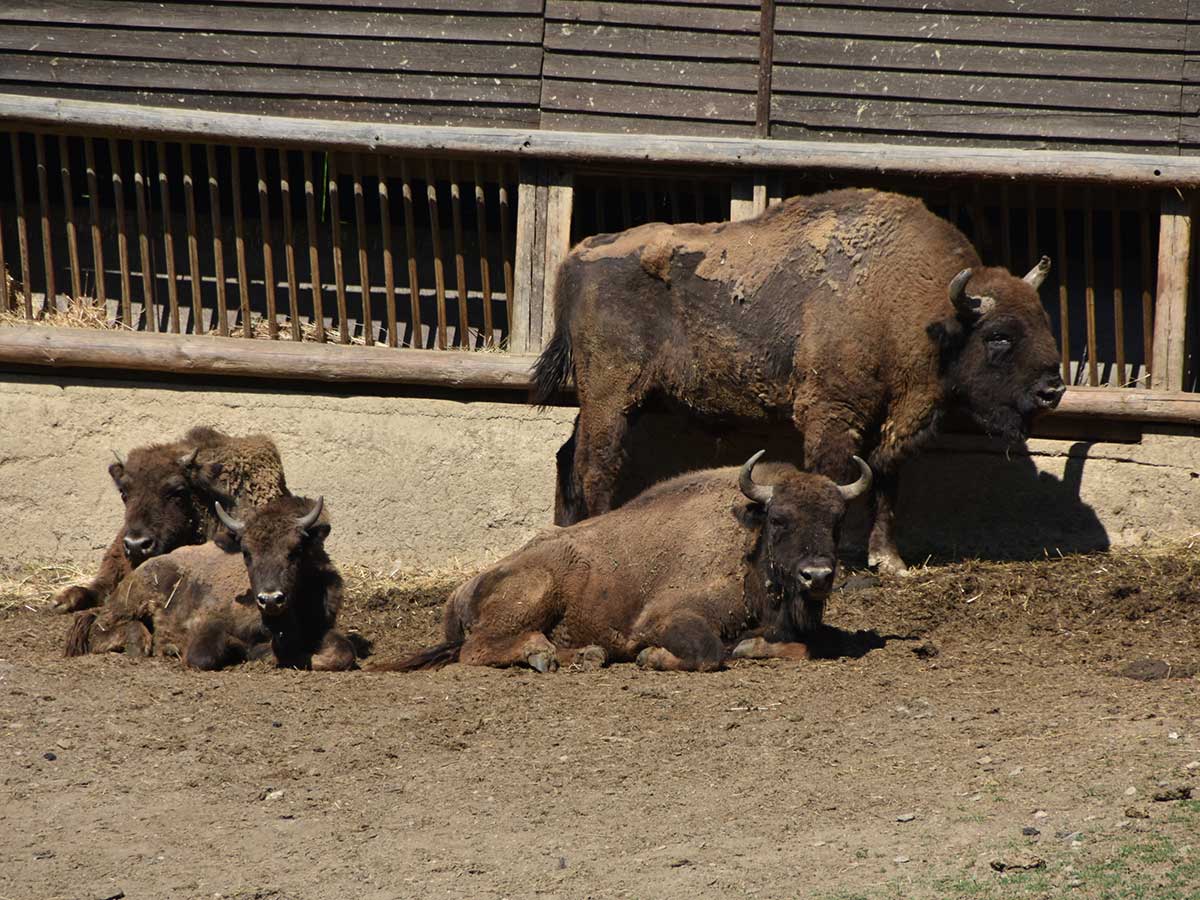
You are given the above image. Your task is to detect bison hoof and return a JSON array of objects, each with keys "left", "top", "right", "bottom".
[
  {"left": 868, "top": 552, "right": 910, "bottom": 577},
  {"left": 569, "top": 645, "right": 607, "bottom": 671},
  {"left": 731, "top": 637, "right": 770, "bottom": 660},
  {"left": 52, "top": 585, "right": 97, "bottom": 613},
  {"left": 526, "top": 648, "right": 559, "bottom": 674}
]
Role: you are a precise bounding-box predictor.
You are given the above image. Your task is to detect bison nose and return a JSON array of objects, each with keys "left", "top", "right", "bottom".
[
  {"left": 799, "top": 565, "right": 834, "bottom": 593},
  {"left": 122, "top": 534, "right": 156, "bottom": 558},
  {"left": 256, "top": 590, "right": 286, "bottom": 613},
  {"left": 1035, "top": 374, "right": 1066, "bottom": 409}
]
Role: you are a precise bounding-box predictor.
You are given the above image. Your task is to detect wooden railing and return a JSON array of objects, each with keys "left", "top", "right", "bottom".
[{"left": 0, "top": 94, "right": 1196, "bottom": 409}]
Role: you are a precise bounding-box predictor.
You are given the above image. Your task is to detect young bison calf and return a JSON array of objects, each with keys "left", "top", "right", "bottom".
[
  {"left": 65, "top": 496, "right": 355, "bottom": 671},
  {"left": 381, "top": 451, "right": 871, "bottom": 674}
]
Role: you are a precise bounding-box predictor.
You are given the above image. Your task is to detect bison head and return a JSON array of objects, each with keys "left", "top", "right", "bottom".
[
  {"left": 109, "top": 445, "right": 226, "bottom": 566},
  {"left": 739, "top": 451, "right": 872, "bottom": 632},
  {"left": 930, "top": 258, "right": 1064, "bottom": 443},
  {"left": 216, "top": 496, "right": 329, "bottom": 618}
]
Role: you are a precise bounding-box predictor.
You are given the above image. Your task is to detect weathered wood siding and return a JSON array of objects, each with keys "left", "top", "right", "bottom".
[
  {"left": 772, "top": 1, "right": 1190, "bottom": 151},
  {"left": 526, "top": 0, "right": 762, "bottom": 137},
  {"left": 0, "top": 0, "right": 545, "bottom": 127}
]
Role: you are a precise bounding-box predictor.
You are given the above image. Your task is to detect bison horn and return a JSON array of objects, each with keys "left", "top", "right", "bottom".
[
  {"left": 948, "top": 268, "right": 995, "bottom": 319},
  {"left": 111, "top": 449, "right": 125, "bottom": 467},
  {"left": 837, "top": 456, "right": 873, "bottom": 502},
  {"left": 738, "top": 450, "right": 774, "bottom": 506},
  {"left": 1024, "top": 255, "right": 1051, "bottom": 289},
  {"left": 214, "top": 501, "right": 246, "bottom": 536},
  {"left": 296, "top": 496, "right": 324, "bottom": 532},
  {"left": 178, "top": 447, "right": 200, "bottom": 468}
]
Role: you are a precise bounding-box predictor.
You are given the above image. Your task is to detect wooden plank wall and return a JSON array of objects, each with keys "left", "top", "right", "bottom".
[
  {"left": 772, "top": 0, "right": 1190, "bottom": 151},
  {"left": 0, "top": 0, "right": 545, "bottom": 127},
  {"left": 540, "top": 0, "right": 764, "bottom": 137}
]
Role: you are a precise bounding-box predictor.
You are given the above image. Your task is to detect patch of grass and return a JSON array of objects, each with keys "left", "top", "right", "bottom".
[{"left": 0, "top": 561, "right": 87, "bottom": 611}]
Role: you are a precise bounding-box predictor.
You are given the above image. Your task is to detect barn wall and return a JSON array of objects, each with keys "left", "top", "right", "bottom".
[
  {"left": 2, "top": 375, "right": 1198, "bottom": 573},
  {"left": 0, "top": 0, "right": 545, "bottom": 127}
]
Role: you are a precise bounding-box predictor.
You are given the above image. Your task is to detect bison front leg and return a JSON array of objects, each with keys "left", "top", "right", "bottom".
[
  {"left": 635, "top": 612, "right": 724, "bottom": 673},
  {"left": 866, "top": 469, "right": 908, "bottom": 576},
  {"left": 730, "top": 636, "right": 810, "bottom": 662},
  {"left": 309, "top": 629, "right": 357, "bottom": 671},
  {"left": 53, "top": 532, "right": 132, "bottom": 612}
]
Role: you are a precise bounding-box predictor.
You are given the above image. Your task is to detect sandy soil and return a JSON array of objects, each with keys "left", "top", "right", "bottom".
[{"left": 2, "top": 548, "right": 1200, "bottom": 900}]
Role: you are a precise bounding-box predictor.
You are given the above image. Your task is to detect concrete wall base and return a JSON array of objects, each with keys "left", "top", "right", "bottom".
[{"left": 2, "top": 374, "right": 1197, "bottom": 570}]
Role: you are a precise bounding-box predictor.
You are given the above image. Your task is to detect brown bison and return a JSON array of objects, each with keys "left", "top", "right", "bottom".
[
  {"left": 380, "top": 451, "right": 872, "bottom": 673},
  {"left": 533, "top": 188, "right": 1064, "bottom": 573},
  {"left": 52, "top": 426, "right": 289, "bottom": 612},
  {"left": 65, "top": 495, "right": 355, "bottom": 671}
]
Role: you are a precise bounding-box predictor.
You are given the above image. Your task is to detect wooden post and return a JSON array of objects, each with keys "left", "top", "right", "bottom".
[
  {"left": 511, "top": 159, "right": 541, "bottom": 353},
  {"left": 541, "top": 166, "right": 574, "bottom": 346},
  {"left": 730, "top": 174, "right": 757, "bottom": 221},
  {"left": 58, "top": 136, "right": 83, "bottom": 304},
  {"left": 1151, "top": 192, "right": 1191, "bottom": 391}
]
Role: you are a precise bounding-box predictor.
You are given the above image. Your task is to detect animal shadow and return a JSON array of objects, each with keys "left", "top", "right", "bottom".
[{"left": 806, "top": 624, "right": 887, "bottom": 660}]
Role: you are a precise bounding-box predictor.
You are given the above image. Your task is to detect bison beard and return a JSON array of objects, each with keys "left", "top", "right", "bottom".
[
  {"left": 374, "top": 452, "right": 871, "bottom": 674},
  {"left": 533, "top": 188, "right": 1064, "bottom": 574}
]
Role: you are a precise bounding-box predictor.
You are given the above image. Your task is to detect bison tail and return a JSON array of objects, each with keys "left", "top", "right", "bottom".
[
  {"left": 532, "top": 328, "right": 573, "bottom": 408},
  {"left": 63, "top": 611, "right": 98, "bottom": 657},
  {"left": 369, "top": 641, "right": 463, "bottom": 673}
]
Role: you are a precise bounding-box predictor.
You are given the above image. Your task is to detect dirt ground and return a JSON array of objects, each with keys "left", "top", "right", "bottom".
[{"left": 3, "top": 546, "right": 1200, "bottom": 900}]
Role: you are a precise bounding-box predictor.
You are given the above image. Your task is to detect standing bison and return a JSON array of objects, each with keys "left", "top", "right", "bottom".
[
  {"left": 65, "top": 495, "right": 355, "bottom": 671},
  {"left": 534, "top": 188, "right": 1064, "bottom": 573},
  {"left": 52, "top": 426, "right": 289, "bottom": 612},
  {"left": 381, "top": 451, "right": 871, "bottom": 673}
]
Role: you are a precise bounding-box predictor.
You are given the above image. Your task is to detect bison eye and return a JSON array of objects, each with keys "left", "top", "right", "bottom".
[{"left": 986, "top": 334, "right": 1011, "bottom": 348}]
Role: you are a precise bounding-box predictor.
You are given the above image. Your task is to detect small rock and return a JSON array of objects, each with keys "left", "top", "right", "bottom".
[
  {"left": 893, "top": 856, "right": 910, "bottom": 864},
  {"left": 912, "top": 642, "right": 939, "bottom": 659},
  {"left": 272, "top": 721, "right": 282, "bottom": 728},
  {"left": 1170, "top": 732, "right": 1181, "bottom": 740},
  {"left": 1067, "top": 879, "right": 1083, "bottom": 889},
  {"left": 1152, "top": 785, "right": 1192, "bottom": 802},
  {"left": 990, "top": 854, "right": 1045, "bottom": 873},
  {"left": 1021, "top": 827, "right": 1040, "bottom": 837},
  {"left": 897, "top": 813, "right": 916, "bottom": 823},
  {"left": 668, "top": 859, "right": 691, "bottom": 868},
  {"left": 259, "top": 788, "right": 285, "bottom": 801},
  {"left": 1033, "top": 810, "right": 1049, "bottom": 819},
  {"left": 1124, "top": 786, "right": 1138, "bottom": 796},
  {"left": 1125, "top": 807, "right": 1149, "bottom": 819},
  {"left": 1185, "top": 761, "right": 1200, "bottom": 771},
  {"left": 977, "top": 756, "right": 993, "bottom": 766},
  {"left": 32, "top": 849, "right": 54, "bottom": 860},
  {"left": 837, "top": 573, "right": 881, "bottom": 593},
  {"left": 1059, "top": 831, "right": 1082, "bottom": 842},
  {"left": 42, "top": 752, "right": 56, "bottom": 761}
]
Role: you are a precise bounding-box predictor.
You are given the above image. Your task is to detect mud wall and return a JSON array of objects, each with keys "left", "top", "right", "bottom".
[{"left": 1, "top": 373, "right": 1197, "bottom": 570}]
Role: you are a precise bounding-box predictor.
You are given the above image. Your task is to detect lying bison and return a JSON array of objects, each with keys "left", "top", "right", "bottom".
[
  {"left": 533, "top": 188, "right": 1064, "bottom": 573},
  {"left": 53, "top": 426, "right": 289, "bottom": 612},
  {"left": 64, "top": 495, "right": 354, "bottom": 671},
  {"left": 381, "top": 451, "right": 871, "bottom": 673}
]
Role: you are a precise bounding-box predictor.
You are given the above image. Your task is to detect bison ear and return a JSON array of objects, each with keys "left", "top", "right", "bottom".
[
  {"left": 188, "top": 461, "right": 224, "bottom": 489},
  {"left": 107, "top": 461, "right": 125, "bottom": 483},
  {"left": 304, "top": 521, "right": 331, "bottom": 544},
  {"left": 926, "top": 317, "right": 965, "bottom": 360},
  {"left": 213, "top": 528, "right": 241, "bottom": 553}
]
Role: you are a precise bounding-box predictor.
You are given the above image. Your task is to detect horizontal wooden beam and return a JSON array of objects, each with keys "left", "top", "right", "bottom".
[
  {"left": 0, "top": 326, "right": 540, "bottom": 390},
  {"left": 0, "top": 93, "right": 1197, "bottom": 187},
  {"left": 3, "top": 328, "right": 1200, "bottom": 425}
]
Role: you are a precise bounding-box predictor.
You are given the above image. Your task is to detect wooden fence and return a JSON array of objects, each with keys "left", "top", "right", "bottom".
[{"left": 0, "top": 94, "right": 1198, "bottom": 422}]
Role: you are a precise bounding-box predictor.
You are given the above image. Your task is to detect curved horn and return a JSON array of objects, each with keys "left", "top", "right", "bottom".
[
  {"left": 214, "top": 501, "right": 246, "bottom": 535},
  {"left": 738, "top": 450, "right": 774, "bottom": 506},
  {"left": 948, "top": 268, "right": 973, "bottom": 310},
  {"left": 111, "top": 449, "right": 125, "bottom": 467},
  {"left": 178, "top": 447, "right": 200, "bottom": 468},
  {"left": 1024, "top": 255, "right": 1051, "bottom": 289},
  {"left": 296, "top": 496, "right": 324, "bottom": 532},
  {"left": 837, "top": 456, "right": 873, "bottom": 502}
]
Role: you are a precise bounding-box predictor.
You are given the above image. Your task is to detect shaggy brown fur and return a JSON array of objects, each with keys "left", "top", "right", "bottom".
[
  {"left": 52, "top": 426, "right": 289, "bottom": 613},
  {"left": 377, "top": 454, "right": 870, "bottom": 673},
  {"left": 64, "top": 495, "right": 354, "bottom": 672},
  {"left": 533, "top": 188, "right": 1064, "bottom": 573}
]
